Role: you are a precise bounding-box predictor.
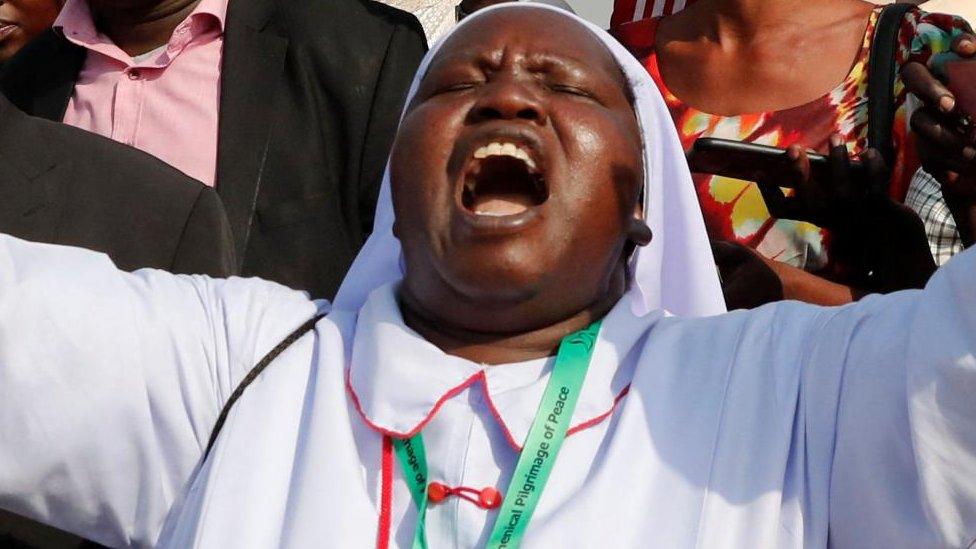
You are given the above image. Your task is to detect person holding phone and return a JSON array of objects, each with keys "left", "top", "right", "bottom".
[{"left": 613, "top": 0, "right": 974, "bottom": 307}]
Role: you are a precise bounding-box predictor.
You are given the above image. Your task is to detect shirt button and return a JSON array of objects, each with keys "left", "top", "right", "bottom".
[{"left": 127, "top": 69, "right": 142, "bottom": 80}]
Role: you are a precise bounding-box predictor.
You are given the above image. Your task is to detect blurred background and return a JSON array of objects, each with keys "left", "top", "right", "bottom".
[
  {"left": 563, "top": 1, "right": 905, "bottom": 28},
  {"left": 567, "top": 0, "right": 612, "bottom": 26}
]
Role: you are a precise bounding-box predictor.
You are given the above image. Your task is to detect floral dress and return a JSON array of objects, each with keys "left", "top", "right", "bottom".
[{"left": 613, "top": 8, "right": 971, "bottom": 278}]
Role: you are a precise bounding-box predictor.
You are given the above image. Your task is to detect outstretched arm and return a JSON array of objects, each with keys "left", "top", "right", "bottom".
[
  {"left": 0, "top": 235, "right": 319, "bottom": 547},
  {"left": 814, "top": 243, "right": 976, "bottom": 547}
]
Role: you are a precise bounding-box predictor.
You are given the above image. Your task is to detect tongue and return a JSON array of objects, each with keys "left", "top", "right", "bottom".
[{"left": 471, "top": 192, "right": 535, "bottom": 216}]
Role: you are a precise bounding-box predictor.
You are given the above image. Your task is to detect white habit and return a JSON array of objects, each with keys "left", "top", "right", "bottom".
[
  {"left": 2, "top": 5, "right": 976, "bottom": 548},
  {"left": 2, "top": 232, "right": 976, "bottom": 547}
]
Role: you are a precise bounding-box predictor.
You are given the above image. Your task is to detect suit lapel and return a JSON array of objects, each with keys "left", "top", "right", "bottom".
[
  {"left": 0, "top": 99, "right": 61, "bottom": 238},
  {"left": 30, "top": 32, "right": 85, "bottom": 122},
  {"left": 215, "top": 0, "right": 288, "bottom": 264}
]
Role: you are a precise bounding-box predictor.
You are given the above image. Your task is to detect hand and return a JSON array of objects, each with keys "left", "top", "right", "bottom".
[
  {"left": 924, "top": 167, "right": 976, "bottom": 248},
  {"left": 710, "top": 239, "right": 783, "bottom": 310},
  {"left": 904, "top": 33, "right": 976, "bottom": 245},
  {"left": 754, "top": 134, "right": 889, "bottom": 233},
  {"left": 755, "top": 138, "right": 936, "bottom": 292},
  {"left": 903, "top": 32, "right": 976, "bottom": 174},
  {"left": 849, "top": 194, "right": 936, "bottom": 292}
]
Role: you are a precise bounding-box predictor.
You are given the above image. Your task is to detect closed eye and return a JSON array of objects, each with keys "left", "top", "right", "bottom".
[
  {"left": 437, "top": 82, "right": 482, "bottom": 95},
  {"left": 549, "top": 84, "right": 599, "bottom": 102}
]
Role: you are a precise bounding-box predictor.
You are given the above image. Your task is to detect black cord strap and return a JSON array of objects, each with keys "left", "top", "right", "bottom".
[
  {"left": 868, "top": 2, "right": 914, "bottom": 180},
  {"left": 204, "top": 313, "right": 326, "bottom": 460}
]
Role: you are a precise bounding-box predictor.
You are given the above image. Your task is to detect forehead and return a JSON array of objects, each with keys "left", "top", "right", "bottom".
[{"left": 427, "top": 8, "right": 625, "bottom": 84}]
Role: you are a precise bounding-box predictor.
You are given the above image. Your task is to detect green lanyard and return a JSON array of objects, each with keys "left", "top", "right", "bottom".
[{"left": 392, "top": 320, "right": 601, "bottom": 549}]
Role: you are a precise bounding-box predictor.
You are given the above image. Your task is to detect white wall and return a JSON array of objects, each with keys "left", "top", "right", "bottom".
[{"left": 565, "top": 0, "right": 613, "bottom": 27}]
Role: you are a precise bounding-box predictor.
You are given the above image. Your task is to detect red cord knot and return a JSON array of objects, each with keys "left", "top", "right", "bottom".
[
  {"left": 426, "top": 482, "right": 502, "bottom": 510},
  {"left": 478, "top": 487, "right": 502, "bottom": 509},
  {"left": 427, "top": 482, "right": 450, "bottom": 503}
]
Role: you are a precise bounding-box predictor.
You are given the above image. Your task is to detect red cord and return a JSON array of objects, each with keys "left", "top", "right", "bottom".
[{"left": 377, "top": 437, "right": 393, "bottom": 549}]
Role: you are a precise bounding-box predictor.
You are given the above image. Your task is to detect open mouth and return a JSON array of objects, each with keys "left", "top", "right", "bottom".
[
  {"left": 461, "top": 142, "right": 548, "bottom": 217},
  {"left": 0, "top": 23, "right": 17, "bottom": 40}
]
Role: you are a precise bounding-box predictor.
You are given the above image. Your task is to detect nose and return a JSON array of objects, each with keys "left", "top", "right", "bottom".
[{"left": 470, "top": 78, "right": 547, "bottom": 125}]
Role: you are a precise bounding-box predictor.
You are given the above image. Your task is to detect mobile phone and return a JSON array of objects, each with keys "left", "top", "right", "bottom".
[
  {"left": 687, "top": 138, "right": 864, "bottom": 189},
  {"left": 945, "top": 58, "right": 976, "bottom": 120}
]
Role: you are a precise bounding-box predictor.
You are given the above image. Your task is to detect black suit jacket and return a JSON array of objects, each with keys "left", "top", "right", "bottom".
[
  {"left": 2, "top": 0, "right": 426, "bottom": 298},
  {"left": 0, "top": 95, "right": 235, "bottom": 276}
]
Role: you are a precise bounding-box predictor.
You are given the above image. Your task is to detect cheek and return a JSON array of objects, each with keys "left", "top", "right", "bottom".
[
  {"left": 557, "top": 111, "right": 641, "bottom": 176},
  {"left": 392, "top": 102, "right": 466, "bottom": 176},
  {"left": 544, "top": 116, "right": 643, "bottom": 273},
  {"left": 392, "top": 110, "right": 447, "bottom": 188},
  {"left": 10, "top": 0, "right": 59, "bottom": 32},
  {"left": 389, "top": 103, "right": 466, "bottom": 233},
  {"left": 555, "top": 117, "right": 642, "bottom": 218}
]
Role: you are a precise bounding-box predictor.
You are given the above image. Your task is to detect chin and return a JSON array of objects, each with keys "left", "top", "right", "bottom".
[
  {"left": 433, "top": 241, "right": 548, "bottom": 296},
  {"left": 0, "top": 42, "right": 23, "bottom": 63},
  {"left": 444, "top": 265, "right": 545, "bottom": 305}
]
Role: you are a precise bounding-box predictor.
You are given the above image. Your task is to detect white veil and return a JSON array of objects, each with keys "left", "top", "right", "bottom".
[{"left": 335, "top": 2, "right": 725, "bottom": 318}]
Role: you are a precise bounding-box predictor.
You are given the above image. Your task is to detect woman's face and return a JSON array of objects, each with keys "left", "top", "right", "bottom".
[
  {"left": 0, "top": 0, "right": 61, "bottom": 62},
  {"left": 390, "top": 8, "right": 644, "bottom": 333}
]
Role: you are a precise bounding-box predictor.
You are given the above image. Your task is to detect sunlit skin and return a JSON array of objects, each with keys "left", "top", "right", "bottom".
[
  {"left": 389, "top": 8, "right": 652, "bottom": 365},
  {"left": 0, "top": 0, "right": 62, "bottom": 62},
  {"left": 655, "top": 0, "right": 880, "bottom": 116}
]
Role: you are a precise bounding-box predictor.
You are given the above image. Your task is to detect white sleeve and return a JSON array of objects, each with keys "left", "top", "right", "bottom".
[
  {"left": 0, "top": 235, "right": 322, "bottom": 547},
  {"left": 820, "top": 245, "right": 976, "bottom": 547}
]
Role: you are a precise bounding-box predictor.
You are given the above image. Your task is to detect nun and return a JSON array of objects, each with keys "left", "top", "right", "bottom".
[{"left": 1, "top": 4, "right": 976, "bottom": 548}]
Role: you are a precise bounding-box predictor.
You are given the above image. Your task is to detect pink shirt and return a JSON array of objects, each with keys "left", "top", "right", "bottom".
[{"left": 57, "top": 0, "right": 227, "bottom": 186}]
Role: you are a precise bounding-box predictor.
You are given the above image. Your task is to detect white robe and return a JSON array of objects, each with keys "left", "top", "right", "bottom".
[{"left": 1, "top": 233, "right": 975, "bottom": 548}]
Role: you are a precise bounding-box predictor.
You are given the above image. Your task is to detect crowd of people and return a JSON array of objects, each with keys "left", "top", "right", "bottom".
[{"left": 1, "top": 0, "right": 976, "bottom": 547}]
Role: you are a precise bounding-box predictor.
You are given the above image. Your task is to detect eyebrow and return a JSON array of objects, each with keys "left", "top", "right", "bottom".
[{"left": 427, "top": 47, "right": 619, "bottom": 82}]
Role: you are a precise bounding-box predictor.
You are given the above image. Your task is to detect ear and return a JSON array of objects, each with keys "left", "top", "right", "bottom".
[{"left": 626, "top": 205, "right": 652, "bottom": 247}]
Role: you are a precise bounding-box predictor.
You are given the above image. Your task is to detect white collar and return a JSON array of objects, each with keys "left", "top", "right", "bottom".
[{"left": 345, "top": 284, "right": 662, "bottom": 450}]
